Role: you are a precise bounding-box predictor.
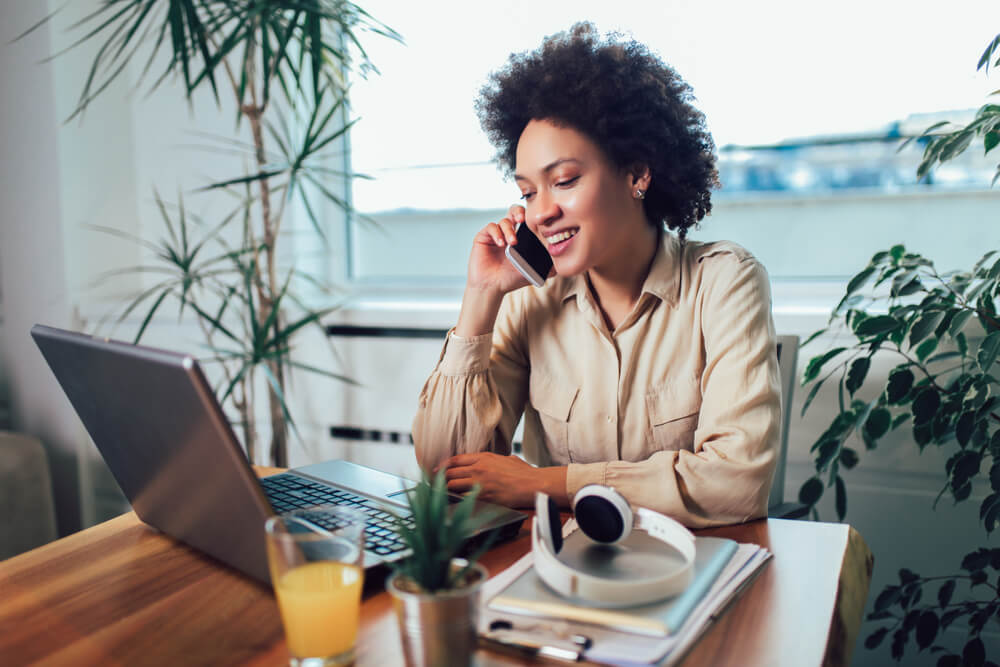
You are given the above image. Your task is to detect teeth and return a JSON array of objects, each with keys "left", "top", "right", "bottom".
[{"left": 546, "top": 229, "right": 578, "bottom": 244}]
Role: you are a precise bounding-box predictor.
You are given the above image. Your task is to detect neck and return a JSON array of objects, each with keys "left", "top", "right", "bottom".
[{"left": 587, "top": 223, "right": 660, "bottom": 306}]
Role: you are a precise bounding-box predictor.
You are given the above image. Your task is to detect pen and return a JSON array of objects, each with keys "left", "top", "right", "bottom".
[{"left": 481, "top": 629, "right": 584, "bottom": 662}]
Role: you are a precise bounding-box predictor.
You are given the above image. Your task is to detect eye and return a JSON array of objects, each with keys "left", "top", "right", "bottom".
[
  {"left": 519, "top": 191, "right": 536, "bottom": 201},
  {"left": 555, "top": 176, "right": 580, "bottom": 188}
]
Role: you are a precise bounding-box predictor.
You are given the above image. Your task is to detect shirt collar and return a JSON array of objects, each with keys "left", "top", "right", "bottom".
[{"left": 558, "top": 231, "right": 681, "bottom": 308}]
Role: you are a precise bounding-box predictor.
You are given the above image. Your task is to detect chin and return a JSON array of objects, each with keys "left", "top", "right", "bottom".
[{"left": 552, "top": 260, "right": 586, "bottom": 278}]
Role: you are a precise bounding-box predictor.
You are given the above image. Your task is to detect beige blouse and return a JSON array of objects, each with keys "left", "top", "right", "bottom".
[{"left": 412, "top": 233, "right": 781, "bottom": 528}]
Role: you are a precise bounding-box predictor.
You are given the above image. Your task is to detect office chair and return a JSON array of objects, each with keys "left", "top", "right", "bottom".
[
  {"left": 768, "top": 335, "right": 808, "bottom": 519},
  {"left": 0, "top": 431, "right": 58, "bottom": 558}
]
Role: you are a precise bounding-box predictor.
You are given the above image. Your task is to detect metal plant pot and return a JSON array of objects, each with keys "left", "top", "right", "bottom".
[{"left": 386, "top": 559, "right": 488, "bottom": 667}]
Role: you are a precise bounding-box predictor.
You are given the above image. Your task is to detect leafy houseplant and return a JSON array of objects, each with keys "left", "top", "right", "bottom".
[
  {"left": 798, "top": 33, "right": 1000, "bottom": 665},
  {"left": 27, "top": 0, "right": 401, "bottom": 466},
  {"left": 386, "top": 471, "right": 496, "bottom": 667}
]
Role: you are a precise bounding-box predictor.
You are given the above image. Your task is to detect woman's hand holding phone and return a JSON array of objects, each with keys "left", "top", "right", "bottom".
[
  {"left": 456, "top": 205, "right": 549, "bottom": 337},
  {"left": 465, "top": 205, "right": 536, "bottom": 294}
]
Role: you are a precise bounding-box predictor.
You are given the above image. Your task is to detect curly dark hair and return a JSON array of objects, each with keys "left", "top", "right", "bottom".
[{"left": 476, "top": 23, "right": 719, "bottom": 240}]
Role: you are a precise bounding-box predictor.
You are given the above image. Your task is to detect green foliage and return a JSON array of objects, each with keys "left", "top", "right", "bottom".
[
  {"left": 863, "top": 555, "right": 1000, "bottom": 665},
  {"left": 391, "top": 471, "right": 497, "bottom": 594},
  {"left": 802, "top": 244, "right": 1000, "bottom": 660},
  {"left": 901, "top": 32, "right": 1000, "bottom": 187},
  {"left": 25, "top": 1, "right": 401, "bottom": 464},
  {"left": 799, "top": 31, "right": 1000, "bottom": 664},
  {"left": 799, "top": 236, "right": 1000, "bottom": 520},
  {"left": 30, "top": 0, "right": 401, "bottom": 121}
]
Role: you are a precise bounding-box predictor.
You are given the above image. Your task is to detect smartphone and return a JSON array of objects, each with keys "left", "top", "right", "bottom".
[{"left": 505, "top": 223, "right": 553, "bottom": 287}]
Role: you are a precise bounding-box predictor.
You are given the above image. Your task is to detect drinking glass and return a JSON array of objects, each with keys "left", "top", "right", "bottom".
[{"left": 265, "top": 506, "right": 366, "bottom": 666}]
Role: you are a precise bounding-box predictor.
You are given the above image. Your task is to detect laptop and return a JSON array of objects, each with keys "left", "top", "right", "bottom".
[{"left": 30, "top": 324, "right": 526, "bottom": 585}]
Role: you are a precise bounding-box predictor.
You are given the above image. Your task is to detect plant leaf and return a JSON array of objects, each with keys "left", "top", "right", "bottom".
[
  {"left": 910, "top": 311, "right": 944, "bottom": 348},
  {"left": 916, "top": 611, "right": 939, "bottom": 650},
  {"left": 887, "top": 368, "right": 915, "bottom": 404},
  {"left": 978, "top": 331, "right": 1000, "bottom": 373},
  {"left": 864, "top": 407, "right": 892, "bottom": 441},
  {"left": 855, "top": 315, "right": 900, "bottom": 337},
  {"left": 846, "top": 357, "right": 870, "bottom": 396},
  {"left": 834, "top": 475, "right": 847, "bottom": 520},
  {"left": 802, "top": 348, "right": 847, "bottom": 386},
  {"left": 912, "top": 388, "right": 941, "bottom": 425},
  {"left": 799, "top": 477, "right": 823, "bottom": 505}
]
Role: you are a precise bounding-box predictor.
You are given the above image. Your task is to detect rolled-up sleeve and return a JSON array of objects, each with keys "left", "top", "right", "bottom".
[
  {"left": 564, "top": 254, "right": 781, "bottom": 528},
  {"left": 412, "top": 296, "right": 530, "bottom": 472}
]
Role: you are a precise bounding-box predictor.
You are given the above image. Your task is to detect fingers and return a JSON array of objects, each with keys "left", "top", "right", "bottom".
[
  {"left": 480, "top": 219, "right": 516, "bottom": 248},
  {"left": 507, "top": 204, "right": 526, "bottom": 225},
  {"left": 476, "top": 205, "right": 523, "bottom": 249},
  {"left": 440, "top": 453, "right": 484, "bottom": 470},
  {"left": 497, "top": 217, "right": 517, "bottom": 244},
  {"left": 447, "top": 477, "right": 477, "bottom": 494}
]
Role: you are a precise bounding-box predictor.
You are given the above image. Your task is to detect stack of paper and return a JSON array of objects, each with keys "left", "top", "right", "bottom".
[{"left": 479, "top": 521, "right": 771, "bottom": 666}]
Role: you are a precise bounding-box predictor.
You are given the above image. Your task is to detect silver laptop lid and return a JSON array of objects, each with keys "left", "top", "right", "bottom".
[{"left": 31, "top": 324, "right": 275, "bottom": 583}]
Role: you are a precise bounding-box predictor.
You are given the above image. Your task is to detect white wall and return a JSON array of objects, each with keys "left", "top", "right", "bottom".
[{"left": 2, "top": 0, "right": 87, "bottom": 534}]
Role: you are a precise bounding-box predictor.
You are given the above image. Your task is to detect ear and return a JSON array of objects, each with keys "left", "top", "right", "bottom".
[{"left": 629, "top": 164, "right": 651, "bottom": 192}]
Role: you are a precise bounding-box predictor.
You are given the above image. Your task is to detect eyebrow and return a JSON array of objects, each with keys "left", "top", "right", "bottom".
[{"left": 513, "top": 158, "right": 581, "bottom": 183}]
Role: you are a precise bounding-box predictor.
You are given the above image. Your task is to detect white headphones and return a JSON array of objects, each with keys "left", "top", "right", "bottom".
[{"left": 532, "top": 485, "right": 696, "bottom": 606}]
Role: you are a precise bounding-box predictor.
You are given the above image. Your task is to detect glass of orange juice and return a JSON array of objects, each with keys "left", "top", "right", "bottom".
[{"left": 265, "top": 506, "right": 366, "bottom": 666}]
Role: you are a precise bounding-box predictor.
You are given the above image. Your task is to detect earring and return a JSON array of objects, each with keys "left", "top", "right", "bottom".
[{"left": 634, "top": 188, "right": 646, "bottom": 200}]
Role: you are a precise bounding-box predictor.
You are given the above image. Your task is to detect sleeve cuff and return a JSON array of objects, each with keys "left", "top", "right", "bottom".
[
  {"left": 566, "top": 462, "right": 609, "bottom": 500},
  {"left": 437, "top": 328, "right": 493, "bottom": 376}
]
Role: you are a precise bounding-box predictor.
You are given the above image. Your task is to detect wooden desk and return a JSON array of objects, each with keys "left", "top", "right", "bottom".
[{"left": 0, "top": 487, "right": 872, "bottom": 666}]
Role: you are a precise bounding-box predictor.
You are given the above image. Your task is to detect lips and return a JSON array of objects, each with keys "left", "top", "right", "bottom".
[
  {"left": 544, "top": 227, "right": 579, "bottom": 257},
  {"left": 545, "top": 228, "right": 577, "bottom": 244}
]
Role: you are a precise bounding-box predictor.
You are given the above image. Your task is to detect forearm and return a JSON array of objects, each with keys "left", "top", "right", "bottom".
[
  {"left": 537, "top": 465, "right": 570, "bottom": 508},
  {"left": 566, "top": 446, "right": 775, "bottom": 528},
  {"left": 413, "top": 298, "right": 527, "bottom": 470},
  {"left": 439, "top": 452, "right": 571, "bottom": 509},
  {"left": 455, "top": 285, "right": 504, "bottom": 337}
]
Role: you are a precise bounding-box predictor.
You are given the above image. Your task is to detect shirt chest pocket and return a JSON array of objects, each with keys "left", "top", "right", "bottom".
[
  {"left": 528, "top": 373, "right": 579, "bottom": 464},
  {"left": 646, "top": 379, "right": 701, "bottom": 452}
]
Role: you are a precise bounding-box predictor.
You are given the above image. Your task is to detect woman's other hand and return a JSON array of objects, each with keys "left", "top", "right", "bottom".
[{"left": 436, "top": 451, "right": 569, "bottom": 508}]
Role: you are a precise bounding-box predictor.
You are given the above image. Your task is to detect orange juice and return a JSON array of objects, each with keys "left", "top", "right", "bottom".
[{"left": 274, "top": 561, "right": 364, "bottom": 658}]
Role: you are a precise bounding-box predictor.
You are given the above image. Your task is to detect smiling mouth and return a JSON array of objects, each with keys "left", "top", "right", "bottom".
[{"left": 545, "top": 228, "right": 578, "bottom": 245}]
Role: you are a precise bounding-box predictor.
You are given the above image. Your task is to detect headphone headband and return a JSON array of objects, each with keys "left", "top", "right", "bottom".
[{"left": 532, "top": 488, "right": 696, "bottom": 606}]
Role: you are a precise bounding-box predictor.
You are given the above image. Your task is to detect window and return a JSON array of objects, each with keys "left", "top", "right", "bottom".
[{"left": 344, "top": 1, "right": 997, "bottom": 288}]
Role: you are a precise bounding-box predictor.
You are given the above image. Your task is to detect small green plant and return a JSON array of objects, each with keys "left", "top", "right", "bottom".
[{"left": 392, "top": 471, "right": 496, "bottom": 593}]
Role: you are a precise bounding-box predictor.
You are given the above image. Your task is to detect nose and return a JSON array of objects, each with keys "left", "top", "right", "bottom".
[{"left": 529, "top": 188, "right": 560, "bottom": 230}]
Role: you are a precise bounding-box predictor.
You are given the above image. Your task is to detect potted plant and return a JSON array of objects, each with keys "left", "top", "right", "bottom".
[
  {"left": 21, "top": 0, "right": 401, "bottom": 466},
  {"left": 386, "top": 471, "right": 497, "bottom": 667},
  {"left": 798, "top": 32, "right": 1000, "bottom": 664}
]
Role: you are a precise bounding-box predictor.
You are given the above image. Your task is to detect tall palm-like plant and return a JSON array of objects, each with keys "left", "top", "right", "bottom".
[{"left": 24, "top": 1, "right": 401, "bottom": 465}]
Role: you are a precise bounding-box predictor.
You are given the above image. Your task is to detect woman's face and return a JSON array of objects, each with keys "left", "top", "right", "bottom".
[{"left": 514, "top": 119, "right": 649, "bottom": 278}]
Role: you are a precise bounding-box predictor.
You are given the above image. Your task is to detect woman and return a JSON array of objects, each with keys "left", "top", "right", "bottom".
[{"left": 411, "top": 23, "right": 781, "bottom": 528}]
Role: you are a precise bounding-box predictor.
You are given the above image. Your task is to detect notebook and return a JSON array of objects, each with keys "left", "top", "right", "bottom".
[
  {"left": 480, "top": 520, "right": 772, "bottom": 665},
  {"left": 30, "top": 324, "right": 526, "bottom": 585},
  {"left": 488, "top": 532, "right": 738, "bottom": 636}
]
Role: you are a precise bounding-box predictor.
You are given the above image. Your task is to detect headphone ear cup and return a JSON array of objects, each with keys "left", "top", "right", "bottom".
[
  {"left": 573, "top": 485, "right": 632, "bottom": 544},
  {"left": 546, "top": 496, "right": 563, "bottom": 554},
  {"left": 535, "top": 492, "right": 563, "bottom": 554}
]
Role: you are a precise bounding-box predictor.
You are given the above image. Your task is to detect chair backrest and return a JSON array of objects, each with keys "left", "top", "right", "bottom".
[{"left": 769, "top": 335, "right": 799, "bottom": 510}]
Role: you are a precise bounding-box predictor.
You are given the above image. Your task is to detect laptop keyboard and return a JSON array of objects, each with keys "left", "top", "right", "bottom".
[{"left": 260, "top": 473, "right": 413, "bottom": 557}]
